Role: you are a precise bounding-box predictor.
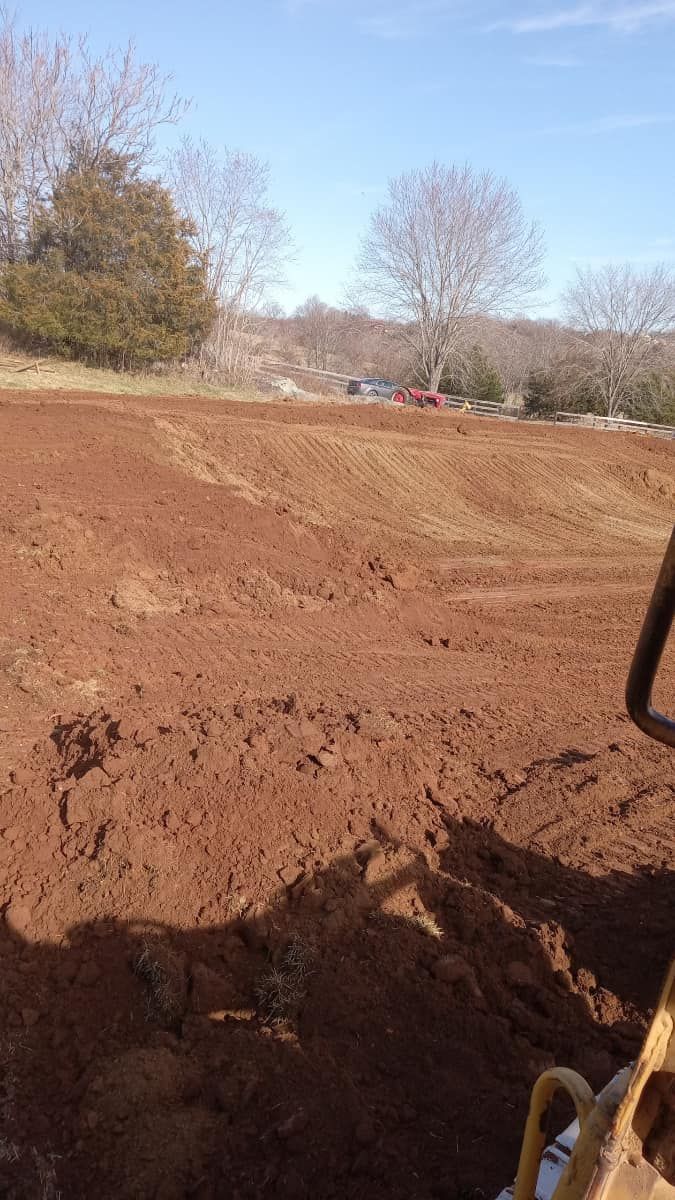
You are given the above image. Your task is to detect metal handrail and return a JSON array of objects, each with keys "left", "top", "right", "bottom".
[{"left": 626, "top": 526, "right": 675, "bottom": 747}]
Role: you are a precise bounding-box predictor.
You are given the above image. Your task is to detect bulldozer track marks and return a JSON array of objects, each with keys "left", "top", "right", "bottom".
[{"left": 154, "top": 414, "right": 673, "bottom": 555}]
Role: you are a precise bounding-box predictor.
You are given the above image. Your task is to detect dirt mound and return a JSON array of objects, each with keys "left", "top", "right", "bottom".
[
  {"left": 0, "top": 391, "right": 673, "bottom": 1198},
  {"left": 1, "top": 695, "right": 672, "bottom": 1199},
  {"left": 613, "top": 464, "right": 675, "bottom": 506}
]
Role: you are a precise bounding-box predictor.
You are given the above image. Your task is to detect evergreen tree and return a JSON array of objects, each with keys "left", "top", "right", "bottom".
[
  {"left": 472, "top": 349, "right": 504, "bottom": 405},
  {"left": 1, "top": 154, "right": 214, "bottom": 368},
  {"left": 524, "top": 370, "right": 556, "bottom": 416},
  {"left": 439, "top": 344, "right": 505, "bottom": 403}
]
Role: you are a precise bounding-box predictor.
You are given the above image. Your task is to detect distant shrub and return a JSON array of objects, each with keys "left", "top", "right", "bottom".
[
  {"left": 440, "top": 344, "right": 505, "bottom": 403},
  {"left": 523, "top": 370, "right": 556, "bottom": 416}
]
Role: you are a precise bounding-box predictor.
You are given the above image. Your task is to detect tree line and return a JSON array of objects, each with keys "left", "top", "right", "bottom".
[
  {"left": 0, "top": 12, "right": 673, "bottom": 421},
  {"left": 282, "top": 282, "right": 675, "bottom": 424}
]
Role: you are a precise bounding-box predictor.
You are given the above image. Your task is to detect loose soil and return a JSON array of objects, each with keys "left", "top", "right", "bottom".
[{"left": 0, "top": 390, "right": 673, "bottom": 1200}]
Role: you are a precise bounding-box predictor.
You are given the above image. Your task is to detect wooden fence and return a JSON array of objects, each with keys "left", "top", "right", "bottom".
[{"left": 554, "top": 411, "right": 675, "bottom": 440}]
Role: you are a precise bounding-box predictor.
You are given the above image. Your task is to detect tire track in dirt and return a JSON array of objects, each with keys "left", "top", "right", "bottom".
[
  {"left": 155, "top": 416, "right": 672, "bottom": 556},
  {"left": 530, "top": 804, "right": 675, "bottom": 864},
  {"left": 489, "top": 736, "right": 675, "bottom": 885},
  {"left": 436, "top": 555, "right": 660, "bottom": 571},
  {"left": 448, "top": 580, "right": 650, "bottom": 605}
]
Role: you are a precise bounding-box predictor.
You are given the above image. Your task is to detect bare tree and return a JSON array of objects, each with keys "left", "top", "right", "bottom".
[
  {"left": 167, "top": 136, "right": 291, "bottom": 382},
  {"left": 0, "top": 10, "right": 186, "bottom": 263},
  {"left": 293, "top": 295, "right": 347, "bottom": 369},
  {"left": 356, "top": 162, "right": 544, "bottom": 391},
  {"left": 167, "top": 137, "right": 290, "bottom": 305},
  {"left": 563, "top": 263, "right": 675, "bottom": 417}
]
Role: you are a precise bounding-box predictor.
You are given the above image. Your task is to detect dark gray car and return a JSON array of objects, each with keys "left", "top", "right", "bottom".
[{"left": 346, "top": 377, "right": 398, "bottom": 399}]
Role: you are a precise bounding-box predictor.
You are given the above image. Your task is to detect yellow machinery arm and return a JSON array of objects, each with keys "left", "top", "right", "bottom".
[{"left": 512, "top": 963, "right": 675, "bottom": 1200}]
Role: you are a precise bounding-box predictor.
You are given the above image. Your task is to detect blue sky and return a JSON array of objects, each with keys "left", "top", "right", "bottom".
[{"left": 21, "top": 0, "right": 675, "bottom": 314}]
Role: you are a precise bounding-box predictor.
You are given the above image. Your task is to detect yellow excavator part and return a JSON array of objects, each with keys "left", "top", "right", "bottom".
[{"left": 513, "top": 960, "right": 675, "bottom": 1200}]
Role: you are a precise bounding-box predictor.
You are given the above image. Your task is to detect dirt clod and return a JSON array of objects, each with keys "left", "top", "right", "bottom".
[
  {"left": 315, "top": 748, "right": 339, "bottom": 769},
  {"left": 189, "top": 963, "right": 240, "bottom": 1016},
  {"left": 507, "top": 961, "right": 536, "bottom": 988},
  {"left": 432, "top": 955, "right": 483, "bottom": 998}
]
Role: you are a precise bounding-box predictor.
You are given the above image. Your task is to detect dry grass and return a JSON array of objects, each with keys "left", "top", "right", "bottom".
[
  {"left": 368, "top": 907, "right": 444, "bottom": 939},
  {"left": 408, "top": 911, "right": 444, "bottom": 940},
  {"left": 0, "top": 1027, "right": 67, "bottom": 1195},
  {"left": 133, "top": 941, "right": 186, "bottom": 1024},
  {"left": 0, "top": 342, "right": 230, "bottom": 398},
  {"left": 0, "top": 1139, "right": 21, "bottom": 1164},
  {"left": 0, "top": 1037, "right": 22, "bottom": 1125},
  {"left": 0, "top": 357, "right": 223, "bottom": 397},
  {"left": 255, "top": 935, "right": 313, "bottom": 1024},
  {"left": 31, "top": 1149, "right": 61, "bottom": 1200},
  {"left": 0, "top": 1143, "right": 61, "bottom": 1200},
  {"left": 226, "top": 893, "right": 249, "bottom": 919},
  {"left": 0, "top": 344, "right": 337, "bottom": 406}
]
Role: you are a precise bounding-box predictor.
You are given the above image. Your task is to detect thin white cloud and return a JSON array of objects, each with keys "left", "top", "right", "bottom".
[
  {"left": 357, "top": 0, "right": 457, "bottom": 39},
  {"left": 489, "top": 2, "right": 675, "bottom": 34},
  {"left": 543, "top": 112, "right": 675, "bottom": 133}
]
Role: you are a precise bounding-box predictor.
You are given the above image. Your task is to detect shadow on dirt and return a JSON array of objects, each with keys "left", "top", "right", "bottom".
[{"left": 1, "top": 820, "right": 672, "bottom": 1200}]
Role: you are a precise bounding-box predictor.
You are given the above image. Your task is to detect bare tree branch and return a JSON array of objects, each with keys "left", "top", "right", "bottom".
[
  {"left": 0, "top": 9, "right": 188, "bottom": 263},
  {"left": 65, "top": 38, "right": 188, "bottom": 171}
]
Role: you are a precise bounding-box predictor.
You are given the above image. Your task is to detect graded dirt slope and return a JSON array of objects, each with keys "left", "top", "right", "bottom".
[{"left": 0, "top": 390, "right": 673, "bottom": 1200}]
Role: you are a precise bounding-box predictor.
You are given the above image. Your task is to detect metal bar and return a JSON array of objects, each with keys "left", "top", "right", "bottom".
[
  {"left": 626, "top": 526, "right": 675, "bottom": 747},
  {"left": 513, "top": 1069, "right": 596, "bottom": 1200}
]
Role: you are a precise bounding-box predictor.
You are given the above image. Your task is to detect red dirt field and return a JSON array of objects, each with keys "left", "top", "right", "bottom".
[{"left": 0, "top": 389, "right": 673, "bottom": 1200}]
